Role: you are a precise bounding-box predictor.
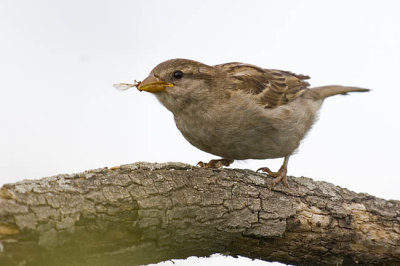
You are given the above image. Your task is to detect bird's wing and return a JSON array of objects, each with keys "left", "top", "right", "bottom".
[{"left": 215, "top": 62, "right": 311, "bottom": 108}]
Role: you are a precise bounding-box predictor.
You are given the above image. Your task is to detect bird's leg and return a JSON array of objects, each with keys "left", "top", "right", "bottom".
[
  {"left": 257, "top": 155, "right": 290, "bottom": 188},
  {"left": 197, "top": 159, "right": 234, "bottom": 168}
]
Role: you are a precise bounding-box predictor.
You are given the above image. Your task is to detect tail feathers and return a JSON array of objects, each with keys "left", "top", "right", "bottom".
[{"left": 310, "top": 85, "right": 370, "bottom": 99}]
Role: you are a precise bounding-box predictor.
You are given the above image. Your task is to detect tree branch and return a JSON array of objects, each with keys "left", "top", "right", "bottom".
[{"left": 0, "top": 162, "right": 399, "bottom": 265}]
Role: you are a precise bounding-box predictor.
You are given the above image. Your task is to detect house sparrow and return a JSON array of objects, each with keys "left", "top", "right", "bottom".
[{"left": 124, "top": 59, "right": 369, "bottom": 188}]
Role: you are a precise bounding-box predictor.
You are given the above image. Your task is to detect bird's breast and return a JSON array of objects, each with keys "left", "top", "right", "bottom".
[{"left": 173, "top": 96, "right": 322, "bottom": 160}]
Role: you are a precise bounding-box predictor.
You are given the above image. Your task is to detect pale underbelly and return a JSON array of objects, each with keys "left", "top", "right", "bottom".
[
  {"left": 180, "top": 127, "right": 298, "bottom": 159},
  {"left": 175, "top": 115, "right": 304, "bottom": 160},
  {"left": 173, "top": 98, "right": 320, "bottom": 160}
]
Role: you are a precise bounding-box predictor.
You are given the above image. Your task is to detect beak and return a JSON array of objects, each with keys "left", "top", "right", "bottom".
[{"left": 137, "top": 75, "right": 174, "bottom": 93}]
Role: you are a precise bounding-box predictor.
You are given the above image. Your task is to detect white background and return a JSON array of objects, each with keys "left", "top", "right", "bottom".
[{"left": 1, "top": 1, "right": 399, "bottom": 265}]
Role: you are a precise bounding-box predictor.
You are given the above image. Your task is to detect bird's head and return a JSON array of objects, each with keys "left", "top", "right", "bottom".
[{"left": 138, "top": 59, "right": 217, "bottom": 113}]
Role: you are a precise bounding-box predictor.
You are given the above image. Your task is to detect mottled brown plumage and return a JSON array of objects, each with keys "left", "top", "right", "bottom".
[
  {"left": 130, "top": 58, "right": 369, "bottom": 188},
  {"left": 215, "top": 63, "right": 310, "bottom": 108},
  {"left": 215, "top": 62, "right": 310, "bottom": 108}
]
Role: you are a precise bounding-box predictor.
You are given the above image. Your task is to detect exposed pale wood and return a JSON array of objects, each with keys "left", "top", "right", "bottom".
[{"left": 0, "top": 162, "right": 399, "bottom": 265}]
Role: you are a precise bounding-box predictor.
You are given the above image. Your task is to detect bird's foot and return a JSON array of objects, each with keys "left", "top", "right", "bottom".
[
  {"left": 257, "top": 165, "right": 289, "bottom": 189},
  {"left": 197, "top": 159, "right": 234, "bottom": 168}
]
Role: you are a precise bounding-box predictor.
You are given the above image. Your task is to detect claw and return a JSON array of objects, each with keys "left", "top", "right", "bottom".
[
  {"left": 197, "top": 161, "right": 205, "bottom": 167},
  {"left": 256, "top": 167, "right": 279, "bottom": 177},
  {"left": 270, "top": 169, "right": 289, "bottom": 189},
  {"left": 257, "top": 155, "right": 291, "bottom": 189},
  {"left": 197, "top": 159, "right": 234, "bottom": 169}
]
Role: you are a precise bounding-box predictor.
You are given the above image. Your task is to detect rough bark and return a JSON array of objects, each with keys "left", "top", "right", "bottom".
[{"left": 0, "top": 162, "right": 399, "bottom": 266}]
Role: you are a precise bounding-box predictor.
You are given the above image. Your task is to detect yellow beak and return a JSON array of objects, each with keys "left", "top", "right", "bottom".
[{"left": 137, "top": 75, "right": 174, "bottom": 93}]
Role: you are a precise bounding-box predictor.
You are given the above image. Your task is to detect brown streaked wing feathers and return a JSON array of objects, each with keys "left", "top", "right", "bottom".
[{"left": 215, "top": 63, "right": 310, "bottom": 108}]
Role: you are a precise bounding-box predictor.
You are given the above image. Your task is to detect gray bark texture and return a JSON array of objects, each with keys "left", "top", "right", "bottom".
[{"left": 0, "top": 162, "right": 399, "bottom": 266}]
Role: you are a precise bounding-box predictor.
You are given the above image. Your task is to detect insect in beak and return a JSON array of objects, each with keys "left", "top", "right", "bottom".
[{"left": 113, "top": 80, "right": 142, "bottom": 91}]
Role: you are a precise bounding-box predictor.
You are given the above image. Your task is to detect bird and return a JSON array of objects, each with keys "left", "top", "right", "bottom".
[{"left": 128, "top": 58, "right": 369, "bottom": 188}]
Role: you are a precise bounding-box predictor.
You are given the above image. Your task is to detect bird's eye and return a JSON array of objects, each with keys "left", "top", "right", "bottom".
[{"left": 173, "top": 70, "right": 183, "bottom": 79}]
